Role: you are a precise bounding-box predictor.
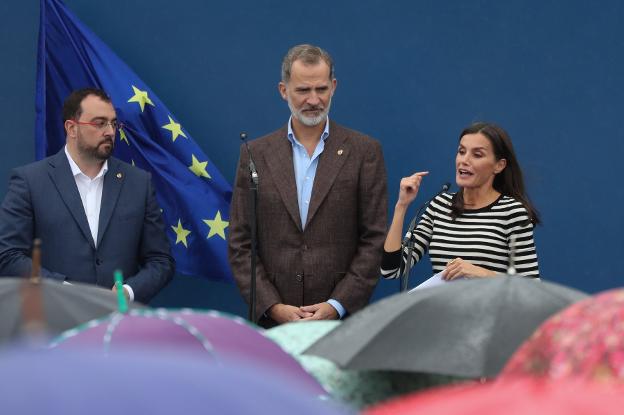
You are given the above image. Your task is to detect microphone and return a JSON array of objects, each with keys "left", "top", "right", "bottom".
[
  {"left": 240, "top": 132, "right": 259, "bottom": 185},
  {"left": 402, "top": 182, "right": 451, "bottom": 245}
]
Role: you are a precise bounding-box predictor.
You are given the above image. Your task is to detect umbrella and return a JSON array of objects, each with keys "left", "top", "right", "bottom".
[
  {"left": 502, "top": 288, "right": 624, "bottom": 382},
  {"left": 0, "top": 349, "right": 351, "bottom": 415},
  {"left": 305, "top": 276, "right": 587, "bottom": 378},
  {"left": 51, "top": 308, "right": 328, "bottom": 397},
  {"left": 365, "top": 377, "right": 624, "bottom": 415},
  {"left": 0, "top": 277, "right": 141, "bottom": 345},
  {"left": 265, "top": 321, "right": 458, "bottom": 409}
]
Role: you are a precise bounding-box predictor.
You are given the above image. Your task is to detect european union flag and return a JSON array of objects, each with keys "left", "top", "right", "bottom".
[{"left": 35, "top": 0, "right": 233, "bottom": 283}]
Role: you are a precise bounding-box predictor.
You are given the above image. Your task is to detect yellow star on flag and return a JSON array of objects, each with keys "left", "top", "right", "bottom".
[
  {"left": 171, "top": 219, "right": 191, "bottom": 248},
  {"left": 127, "top": 85, "right": 154, "bottom": 112},
  {"left": 189, "top": 154, "right": 211, "bottom": 178},
  {"left": 162, "top": 115, "right": 188, "bottom": 142},
  {"left": 119, "top": 128, "right": 130, "bottom": 145},
  {"left": 203, "top": 211, "right": 229, "bottom": 240}
]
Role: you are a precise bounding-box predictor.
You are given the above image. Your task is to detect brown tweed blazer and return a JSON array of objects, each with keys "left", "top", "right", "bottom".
[{"left": 227, "top": 120, "right": 387, "bottom": 326}]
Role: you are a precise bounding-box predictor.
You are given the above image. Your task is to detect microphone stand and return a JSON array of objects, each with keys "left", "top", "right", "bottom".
[
  {"left": 241, "top": 133, "right": 259, "bottom": 322},
  {"left": 400, "top": 183, "right": 451, "bottom": 292},
  {"left": 400, "top": 208, "right": 424, "bottom": 292},
  {"left": 506, "top": 234, "right": 517, "bottom": 276}
]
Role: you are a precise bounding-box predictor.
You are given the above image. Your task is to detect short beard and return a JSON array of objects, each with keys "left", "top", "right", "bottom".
[
  {"left": 288, "top": 97, "right": 331, "bottom": 127},
  {"left": 77, "top": 135, "right": 114, "bottom": 162}
]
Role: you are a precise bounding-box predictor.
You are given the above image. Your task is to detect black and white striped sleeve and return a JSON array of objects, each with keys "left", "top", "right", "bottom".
[{"left": 380, "top": 204, "right": 435, "bottom": 279}]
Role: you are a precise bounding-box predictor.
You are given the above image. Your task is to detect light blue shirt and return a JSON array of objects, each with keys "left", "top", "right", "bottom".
[
  {"left": 287, "top": 117, "right": 329, "bottom": 229},
  {"left": 287, "top": 117, "right": 346, "bottom": 319}
]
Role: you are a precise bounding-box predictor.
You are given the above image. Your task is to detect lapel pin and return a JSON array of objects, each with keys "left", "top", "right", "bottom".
[
  {"left": 337, "top": 149, "right": 344, "bottom": 155},
  {"left": 116, "top": 172, "right": 123, "bottom": 179}
]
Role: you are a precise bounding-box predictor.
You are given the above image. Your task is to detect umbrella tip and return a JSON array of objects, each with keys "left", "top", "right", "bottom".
[
  {"left": 114, "top": 270, "right": 128, "bottom": 314},
  {"left": 30, "top": 238, "right": 42, "bottom": 283},
  {"left": 21, "top": 244, "right": 48, "bottom": 341}
]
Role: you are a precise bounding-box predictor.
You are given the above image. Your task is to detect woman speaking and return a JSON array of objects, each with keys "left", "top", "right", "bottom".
[{"left": 381, "top": 122, "right": 540, "bottom": 281}]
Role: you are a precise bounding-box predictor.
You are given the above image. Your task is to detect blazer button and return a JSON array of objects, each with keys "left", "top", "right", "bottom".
[
  {"left": 295, "top": 274, "right": 303, "bottom": 283},
  {"left": 95, "top": 258, "right": 102, "bottom": 266},
  {"left": 302, "top": 244, "right": 308, "bottom": 251}
]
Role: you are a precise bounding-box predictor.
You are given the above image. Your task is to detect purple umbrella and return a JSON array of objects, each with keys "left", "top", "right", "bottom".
[
  {"left": 0, "top": 349, "right": 350, "bottom": 415},
  {"left": 50, "top": 308, "right": 327, "bottom": 397}
]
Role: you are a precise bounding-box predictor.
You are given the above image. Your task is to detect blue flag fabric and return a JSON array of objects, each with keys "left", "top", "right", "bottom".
[{"left": 35, "top": 0, "right": 233, "bottom": 283}]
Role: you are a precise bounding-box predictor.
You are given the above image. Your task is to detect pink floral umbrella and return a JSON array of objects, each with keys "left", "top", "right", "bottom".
[
  {"left": 502, "top": 288, "right": 624, "bottom": 383},
  {"left": 365, "top": 378, "right": 624, "bottom": 415}
]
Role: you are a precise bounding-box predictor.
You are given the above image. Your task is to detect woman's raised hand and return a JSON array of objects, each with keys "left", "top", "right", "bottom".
[{"left": 397, "top": 171, "right": 429, "bottom": 208}]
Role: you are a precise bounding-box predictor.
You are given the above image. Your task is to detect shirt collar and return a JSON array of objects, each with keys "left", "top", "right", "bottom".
[
  {"left": 64, "top": 145, "right": 108, "bottom": 180},
  {"left": 287, "top": 116, "right": 330, "bottom": 146}
]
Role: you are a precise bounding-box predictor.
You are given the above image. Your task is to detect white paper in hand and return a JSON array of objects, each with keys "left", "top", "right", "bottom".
[
  {"left": 408, "top": 271, "right": 447, "bottom": 293},
  {"left": 408, "top": 271, "right": 469, "bottom": 293}
]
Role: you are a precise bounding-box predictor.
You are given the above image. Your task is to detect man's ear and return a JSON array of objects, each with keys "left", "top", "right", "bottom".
[
  {"left": 278, "top": 82, "right": 287, "bottom": 100},
  {"left": 64, "top": 120, "right": 76, "bottom": 138}
]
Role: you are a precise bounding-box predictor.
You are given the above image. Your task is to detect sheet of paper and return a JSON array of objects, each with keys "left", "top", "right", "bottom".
[{"left": 408, "top": 271, "right": 447, "bottom": 293}]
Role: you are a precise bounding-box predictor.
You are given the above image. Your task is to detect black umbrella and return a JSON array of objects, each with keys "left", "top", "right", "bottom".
[
  {"left": 0, "top": 277, "right": 142, "bottom": 344},
  {"left": 304, "top": 276, "right": 587, "bottom": 378}
]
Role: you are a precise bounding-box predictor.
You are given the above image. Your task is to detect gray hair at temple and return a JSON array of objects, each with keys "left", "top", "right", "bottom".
[{"left": 281, "top": 44, "right": 335, "bottom": 83}]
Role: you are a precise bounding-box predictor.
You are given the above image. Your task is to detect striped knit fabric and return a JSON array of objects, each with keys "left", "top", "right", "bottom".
[{"left": 381, "top": 193, "right": 539, "bottom": 279}]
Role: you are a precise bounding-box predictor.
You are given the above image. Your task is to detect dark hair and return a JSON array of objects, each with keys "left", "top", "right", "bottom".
[
  {"left": 62, "top": 88, "right": 111, "bottom": 123},
  {"left": 451, "top": 122, "right": 540, "bottom": 225},
  {"left": 281, "top": 44, "right": 334, "bottom": 83}
]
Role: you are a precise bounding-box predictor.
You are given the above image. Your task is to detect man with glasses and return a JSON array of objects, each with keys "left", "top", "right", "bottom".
[{"left": 0, "top": 88, "right": 174, "bottom": 303}]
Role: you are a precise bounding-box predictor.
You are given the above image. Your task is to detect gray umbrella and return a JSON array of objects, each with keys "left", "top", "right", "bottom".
[
  {"left": 0, "top": 277, "right": 142, "bottom": 344},
  {"left": 304, "top": 276, "right": 587, "bottom": 378}
]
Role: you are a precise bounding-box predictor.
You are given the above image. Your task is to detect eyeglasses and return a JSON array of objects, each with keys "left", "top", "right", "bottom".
[{"left": 72, "top": 120, "right": 124, "bottom": 131}]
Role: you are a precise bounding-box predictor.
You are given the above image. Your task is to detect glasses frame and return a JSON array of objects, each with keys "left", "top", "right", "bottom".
[{"left": 71, "top": 119, "right": 124, "bottom": 131}]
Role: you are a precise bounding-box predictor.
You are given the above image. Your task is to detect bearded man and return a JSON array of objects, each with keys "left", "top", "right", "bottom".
[
  {"left": 0, "top": 88, "right": 174, "bottom": 303},
  {"left": 228, "top": 44, "right": 388, "bottom": 327}
]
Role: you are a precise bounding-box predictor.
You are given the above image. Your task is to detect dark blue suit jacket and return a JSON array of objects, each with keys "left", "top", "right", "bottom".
[{"left": 0, "top": 150, "right": 174, "bottom": 303}]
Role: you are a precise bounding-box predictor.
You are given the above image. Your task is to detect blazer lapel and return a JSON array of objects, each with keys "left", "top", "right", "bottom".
[
  {"left": 263, "top": 130, "right": 303, "bottom": 232},
  {"left": 306, "top": 123, "right": 348, "bottom": 228},
  {"left": 97, "top": 158, "right": 124, "bottom": 247},
  {"left": 48, "top": 150, "right": 96, "bottom": 249}
]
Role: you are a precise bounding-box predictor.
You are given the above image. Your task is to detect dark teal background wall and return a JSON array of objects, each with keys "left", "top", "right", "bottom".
[{"left": 2, "top": 0, "right": 623, "bottom": 316}]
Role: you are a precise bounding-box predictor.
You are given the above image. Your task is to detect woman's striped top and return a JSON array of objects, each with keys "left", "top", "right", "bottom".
[{"left": 381, "top": 193, "right": 540, "bottom": 279}]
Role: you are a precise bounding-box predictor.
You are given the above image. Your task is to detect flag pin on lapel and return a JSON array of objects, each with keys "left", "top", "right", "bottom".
[
  {"left": 116, "top": 172, "right": 123, "bottom": 179},
  {"left": 337, "top": 149, "right": 344, "bottom": 155}
]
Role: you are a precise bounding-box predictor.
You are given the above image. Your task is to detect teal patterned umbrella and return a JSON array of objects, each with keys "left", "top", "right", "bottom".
[{"left": 265, "top": 321, "right": 458, "bottom": 409}]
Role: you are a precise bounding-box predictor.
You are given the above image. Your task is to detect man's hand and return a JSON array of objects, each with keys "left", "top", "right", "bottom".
[
  {"left": 268, "top": 303, "right": 313, "bottom": 324},
  {"left": 111, "top": 284, "right": 130, "bottom": 302},
  {"left": 300, "top": 302, "right": 339, "bottom": 321}
]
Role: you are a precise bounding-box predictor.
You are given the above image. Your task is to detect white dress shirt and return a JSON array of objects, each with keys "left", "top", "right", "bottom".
[{"left": 64, "top": 146, "right": 134, "bottom": 301}]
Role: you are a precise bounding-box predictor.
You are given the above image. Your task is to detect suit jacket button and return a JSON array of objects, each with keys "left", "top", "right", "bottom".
[
  {"left": 302, "top": 244, "right": 308, "bottom": 251},
  {"left": 96, "top": 258, "right": 102, "bottom": 266},
  {"left": 295, "top": 274, "right": 303, "bottom": 282}
]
